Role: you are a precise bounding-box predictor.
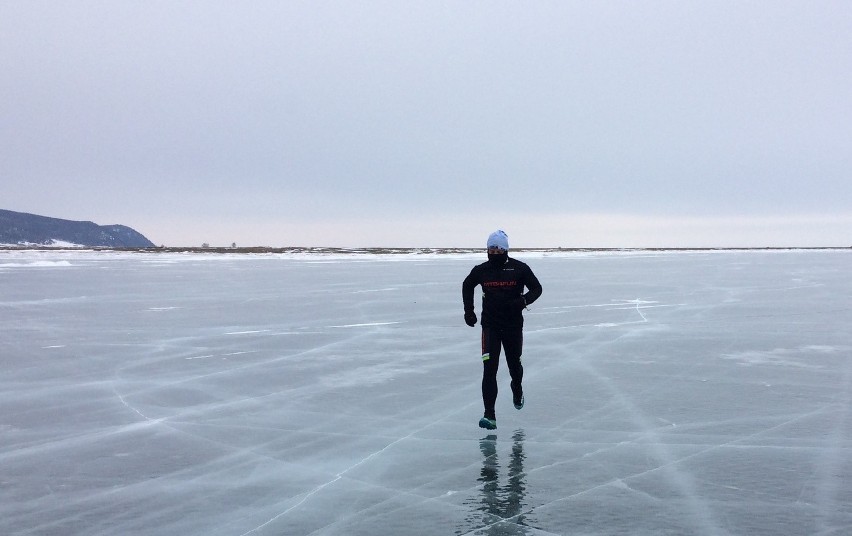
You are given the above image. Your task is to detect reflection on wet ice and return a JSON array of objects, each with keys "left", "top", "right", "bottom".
[{"left": 460, "top": 429, "right": 531, "bottom": 535}]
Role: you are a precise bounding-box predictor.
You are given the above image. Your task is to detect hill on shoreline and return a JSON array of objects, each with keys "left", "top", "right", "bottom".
[{"left": 0, "top": 209, "right": 155, "bottom": 248}]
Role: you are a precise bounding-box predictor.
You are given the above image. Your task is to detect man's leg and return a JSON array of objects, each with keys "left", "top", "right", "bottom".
[
  {"left": 481, "top": 327, "right": 502, "bottom": 420},
  {"left": 504, "top": 328, "right": 524, "bottom": 409}
]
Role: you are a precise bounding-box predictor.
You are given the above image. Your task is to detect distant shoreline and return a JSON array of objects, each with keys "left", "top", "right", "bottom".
[{"left": 1, "top": 246, "right": 850, "bottom": 254}]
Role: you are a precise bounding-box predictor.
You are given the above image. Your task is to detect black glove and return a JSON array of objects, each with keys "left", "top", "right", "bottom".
[
  {"left": 464, "top": 310, "right": 477, "bottom": 327},
  {"left": 512, "top": 296, "right": 528, "bottom": 310}
]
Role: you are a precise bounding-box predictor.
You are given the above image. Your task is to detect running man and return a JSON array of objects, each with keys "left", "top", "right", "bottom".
[{"left": 462, "top": 230, "right": 542, "bottom": 430}]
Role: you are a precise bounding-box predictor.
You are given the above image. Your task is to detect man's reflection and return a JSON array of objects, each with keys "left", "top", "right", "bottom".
[{"left": 460, "top": 429, "right": 529, "bottom": 535}]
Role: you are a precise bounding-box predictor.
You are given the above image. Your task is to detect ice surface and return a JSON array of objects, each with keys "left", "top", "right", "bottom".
[{"left": 1, "top": 249, "right": 851, "bottom": 535}]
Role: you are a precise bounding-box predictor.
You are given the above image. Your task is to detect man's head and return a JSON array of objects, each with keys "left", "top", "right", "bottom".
[
  {"left": 486, "top": 230, "right": 509, "bottom": 266},
  {"left": 486, "top": 230, "right": 509, "bottom": 252}
]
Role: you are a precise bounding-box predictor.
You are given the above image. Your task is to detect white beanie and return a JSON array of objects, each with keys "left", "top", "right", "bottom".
[{"left": 486, "top": 230, "right": 509, "bottom": 251}]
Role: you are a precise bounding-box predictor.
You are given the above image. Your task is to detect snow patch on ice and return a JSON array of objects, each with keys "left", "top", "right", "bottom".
[
  {"left": 721, "top": 345, "right": 837, "bottom": 368},
  {"left": 330, "top": 322, "right": 402, "bottom": 328},
  {"left": 352, "top": 287, "right": 399, "bottom": 293},
  {"left": 0, "top": 260, "right": 73, "bottom": 268},
  {"left": 185, "top": 351, "right": 255, "bottom": 360}
]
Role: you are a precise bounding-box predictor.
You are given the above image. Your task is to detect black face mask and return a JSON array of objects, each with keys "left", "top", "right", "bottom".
[{"left": 487, "top": 252, "right": 508, "bottom": 267}]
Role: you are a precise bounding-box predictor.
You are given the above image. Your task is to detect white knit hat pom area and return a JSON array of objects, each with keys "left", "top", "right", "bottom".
[{"left": 486, "top": 230, "right": 509, "bottom": 251}]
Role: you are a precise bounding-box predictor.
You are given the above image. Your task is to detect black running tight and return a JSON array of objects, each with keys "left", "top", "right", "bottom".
[{"left": 481, "top": 326, "right": 523, "bottom": 416}]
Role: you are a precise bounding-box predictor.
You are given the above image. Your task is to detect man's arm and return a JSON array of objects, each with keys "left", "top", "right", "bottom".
[
  {"left": 462, "top": 267, "right": 479, "bottom": 311},
  {"left": 462, "top": 267, "right": 481, "bottom": 326},
  {"left": 522, "top": 266, "right": 542, "bottom": 306}
]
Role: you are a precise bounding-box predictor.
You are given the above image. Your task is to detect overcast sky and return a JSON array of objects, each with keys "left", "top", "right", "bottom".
[{"left": 2, "top": 1, "right": 851, "bottom": 247}]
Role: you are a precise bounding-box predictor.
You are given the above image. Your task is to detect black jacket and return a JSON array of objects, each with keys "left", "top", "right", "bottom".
[{"left": 462, "top": 257, "right": 542, "bottom": 328}]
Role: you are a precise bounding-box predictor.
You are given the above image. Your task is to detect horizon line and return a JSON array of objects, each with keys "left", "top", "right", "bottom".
[{"left": 2, "top": 245, "right": 851, "bottom": 253}]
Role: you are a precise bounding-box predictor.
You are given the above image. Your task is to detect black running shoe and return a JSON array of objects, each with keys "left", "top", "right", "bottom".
[
  {"left": 511, "top": 380, "right": 524, "bottom": 410},
  {"left": 479, "top": 416, "right": 497, "bottom": 430}
]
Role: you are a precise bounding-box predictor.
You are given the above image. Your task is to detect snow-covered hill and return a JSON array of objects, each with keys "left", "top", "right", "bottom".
[{"left": 0, "top": 209, "right": 154, "bottom": 247}]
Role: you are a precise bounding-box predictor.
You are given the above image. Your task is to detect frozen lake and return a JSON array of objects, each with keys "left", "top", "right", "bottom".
[{"left": 2, "top": 249, "right": 851, "bottom": 535}]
